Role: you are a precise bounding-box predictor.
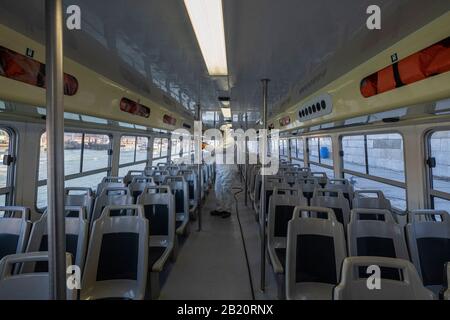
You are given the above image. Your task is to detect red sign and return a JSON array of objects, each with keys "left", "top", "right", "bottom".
[
  {"left": 163, "top": 114, "right": 177, "bottom": 126},
  {"left": 120, "top": 97, "right": 150, "bottom": 118},
  {"left": 279, "top": 116, "right": 291, "bottom": 127}
]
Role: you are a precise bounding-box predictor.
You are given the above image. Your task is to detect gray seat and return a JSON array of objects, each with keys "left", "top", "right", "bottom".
[
  {"left": 25, "top": 206, "right": 88, "bottom": 274},
  {"left": 123, "top": 170, "right": 146, "bottom": 185},
  {"left": 152, "top": 170, "right": 170, "bottom": 185},
  {"left": 348, "top": 208, "right": 409, "bottom": 282},
  {"left": 298, "top": 167, "right": 311, "bottom": 178},
  {"left": 91, "top": 187, "right": 134, "bottom": 224},
  {"left": 64, "top": 187, "right": 94, "bottom": 221},
  {"left": 267, "top": 188, "right": 307, "bottom": 299},
  {"left": 258, "top": 179, "right": 288, "bottom": 223},
  {"left": 352, "top": 190, "right": 392, "bottom": 210},
  {"left": 295, "top": 178, "right": 319, "bottom": 204},
  {"left": 0, "top": 252, "right": 75, "bottom": 300},
  {"left": 178, "top": 169, "right": 198, "bottom": 217},
  {"left": 136, "top": 185, "right": 175, "bottom": 299},
  {"left": 406, "top": 210, "right": 450, "bottom": 296},
  {"left": 164, "top": 176, "right": 189, "bottom": 235},
  {"left": 286, "top": 206, "right": 347, "bottom": 300},
  {"left": 129, "top": 176, "right": 156, "bottom": 202},
  {"left": 334, "top": 256, "right": 435, "bottom": 300},
  {"left": 311, "top": 189, "right": 350, "bottom": 227},
  {"left": 81, "top": 205, "right": 149, "bottom": 300},
  {"left": 144, "top": 166, "right": 159, "bottom": 176},
  {"left": 325, "top": 179, "right": 354, "bottom": 204},
  {"left": 311, "top": 172, "right": 328, "bottom": 186},
  {"left": 165, "top": 166, "right": 180, "bottom": 176},
  {"left": 0, "top": 206, "right": 31, "bottom": 261},
  {"left": 96, "top": 177, "right": 125, "bottom": 196}
]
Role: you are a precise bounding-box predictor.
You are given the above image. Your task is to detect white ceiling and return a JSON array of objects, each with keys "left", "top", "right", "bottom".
[{"left": 0, "top": 0, "right": 449, "bottom": 126}]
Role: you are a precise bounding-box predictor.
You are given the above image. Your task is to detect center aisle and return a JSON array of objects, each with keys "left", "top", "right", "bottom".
[{"left": 159, "top": 185, "right": 255, "bottom": 300}]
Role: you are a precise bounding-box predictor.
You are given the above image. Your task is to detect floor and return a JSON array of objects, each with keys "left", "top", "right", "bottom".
[{"left": 159, "top": 178, "right": 278, "bottom": 300}]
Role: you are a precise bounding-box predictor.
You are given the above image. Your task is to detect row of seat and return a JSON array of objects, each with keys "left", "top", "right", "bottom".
[
  {"left": 243, "top": 163, "right": 450, "bottom": 299},
  {"left": 0, "top": 163, "right": 214, "bottom": 300}
]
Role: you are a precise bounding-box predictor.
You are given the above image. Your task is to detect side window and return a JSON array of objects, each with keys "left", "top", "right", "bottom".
[
  {"left": 118, "top": 135, "right": 149, "bottom": 176},
  {"left": 152, "top": 137, "right": 169, "bottom": 166},
  {"left": 342, "top": 132, "right": 407, "bottom": 210},
  {"left": 428, "top": 130, "right": 450, "bottom": 211},
  {"left": 0, "top": 128, "right": 13, "bottom": 207},
  {"left": 37, "top": 132, "right": 111, "bottom": 209},
  {"left": 171, "top": 137, "right": 181, "bottom": 161},
  {"left": 307, "top": 136, "right": 334, "bottom": 177}
]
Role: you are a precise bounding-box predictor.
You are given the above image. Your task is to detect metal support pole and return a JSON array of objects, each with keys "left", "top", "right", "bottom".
[
  {"left": 260, "top": 79, "right": 270, "bottom": 292},
  {"left": 244, "top": 113, "right": 248, "bottom": 207},
  {"left": 196, "top": 104, "right": 202, "bottom": 232},
  {"left": 45, "top": 0, "right": 66, "bottom": 300}
]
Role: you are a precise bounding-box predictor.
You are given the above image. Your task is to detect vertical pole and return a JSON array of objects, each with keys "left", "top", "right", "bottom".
[
  {"left": 196, "top": 104, "right": 202, "bottom": 232},
  {"left": 45, "top": 0, "right": 66, "bottom": 300},
  {"left": 244, "top": 113, "right": 248, "bottom": 207},
  {"left": 260, "top": 79, "right": 270, "bottom": 292}
]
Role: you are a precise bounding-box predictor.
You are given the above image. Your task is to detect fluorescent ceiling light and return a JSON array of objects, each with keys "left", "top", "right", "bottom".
[
  {"left": 221, "top": 107, "right": 231, "bottom": 118},
  {"left": 184, "top": 0, "right": 228, "bottom": 76},
  {"left": 221, "top": 100, "right": 230, "bottom": 107}
]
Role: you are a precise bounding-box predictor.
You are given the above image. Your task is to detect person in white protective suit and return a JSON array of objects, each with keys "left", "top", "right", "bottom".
[{"left": 210, "top": 125, "right": 238, "bottom": 218}]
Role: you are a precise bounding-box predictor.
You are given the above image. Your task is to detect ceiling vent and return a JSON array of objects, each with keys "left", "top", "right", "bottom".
[{"left": 296, "top": 93, "right": 333, "bottom": 121}]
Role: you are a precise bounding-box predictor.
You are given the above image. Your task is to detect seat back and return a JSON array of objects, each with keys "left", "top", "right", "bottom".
[
  {"left": 91, "top": 187, "right": 133, "bottom": 223},
  {"left": 96, "top": 177, "right": 125, "bottom": 196},
  {"left": 352, "top": 190, "right": 392, "bottom": 210},
  {"left": 311, "top": 189, "right": 351, "bottom": 227},
  {"left": 444, "top": 263, "right": 450, "bottom": 300},
  {"left": 65, "top": 187, "right": 94, "bottom": 221},
  {"left": 325, "top": 179, "right": 354, "bottom": 203},
  {"left": 144, "top": 166, "right": 159, "bottom": 176},
  {"left": 0, "top": 252, "right": 75, "bottom": 300},
  {"left": 286, "top": 206, "right": 347, "bottom": 300},
  {"left": 311, "top": 172, "right": 328, "bottom": 185},
  {"left": 348, "top": 208, "right": 409, "bottom": 261},
  {"left": 163, "top": 176, "right": 189, "bottom": 233},
  {"left": 152, "top": 170, "right": 170, "bottom": 185},
  {"left": 259, "top": 179, "right": 287, "bottom": 222},
  {"left": 129, "top": 176, "right": 156, "bottom": 201},
  {"left": 406, "top": 210, "right": 450, "bottom": 292},
  {"left": 295, "top": 178, "right": 319, "bottom": 203},
  {"left": 165, "top": 166, "right": 180, "bottom": 176},
  {"left": 136, "top": 186, "right": 175, "bottom": 248},
  {"left": 334, "top": 256, "right": 435, "bottom": 300},
  {"left": 123, "top": 170, "right": 146, "bottom": 185},
  {"left": 81, "top": 205, "right": 149, "bottom": 300},
  {"left": 0, "top": 206, "right": 31, "bottom": 261},
  {"left": 25, "top": 206, "right": 88, "bottom": 273},
  {"left": 178, "top": 169, "right": 198, "bottom": 205}
]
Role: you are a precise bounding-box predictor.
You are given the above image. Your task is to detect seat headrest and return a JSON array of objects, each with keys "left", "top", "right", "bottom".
[{"left": 0, "top": 206, "right": 30, "bottom": 220}]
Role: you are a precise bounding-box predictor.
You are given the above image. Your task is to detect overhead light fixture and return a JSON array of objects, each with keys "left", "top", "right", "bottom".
[
  {"left": 221, "top": 107, "right": 231, "bottom": 118},
  {"left": 184, "top": 0, "right": 228, "bottom": 76}
]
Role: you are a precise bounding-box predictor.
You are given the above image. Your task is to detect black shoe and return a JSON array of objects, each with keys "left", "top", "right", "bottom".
[
  {"left": 221, "top": 211, "right": 231, "bottom": 218},
  {"left": 210, "top": 210, "right": 222, "bottom": 216}
]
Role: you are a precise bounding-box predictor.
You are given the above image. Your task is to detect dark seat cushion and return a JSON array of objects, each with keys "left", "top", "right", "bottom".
[
  {"left": 143, "top": 204, "right": 168, "bottom": 236},
  {"left": 417, "top": 238, "right": 450, "bottom": 286},
  {"left": 0, "top": 234, "right": 19, "bottom": 261},
  {"left": 274, "top": 205, "right": 295, "bottom": 237},
  {"left": 97, "top": 232, "right": 139, "bottom": 281},
  {"left": 35, "top": 234, "right": 79, "bottom": 272}
]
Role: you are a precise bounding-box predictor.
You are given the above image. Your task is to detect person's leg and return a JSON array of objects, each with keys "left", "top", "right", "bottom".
[{"left": 211, "top": 170, "right": 224, "bottom": 215}]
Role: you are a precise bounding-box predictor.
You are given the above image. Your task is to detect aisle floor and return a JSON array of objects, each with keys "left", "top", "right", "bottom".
[{"left": 159, "top": 182, "right": 277, "bottom": 300}]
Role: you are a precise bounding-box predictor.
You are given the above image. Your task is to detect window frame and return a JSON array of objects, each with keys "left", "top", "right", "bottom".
[
  {"left": 339, "top": 130, "right": 408, "bottom": 211},
  {"left": 307, "top": 136, "right": 334, "bottom": 172},
  {"left": 0, "top": 127, "right": 16, "bottom": 206},
  {"left": 36, "top": 129, "right": 113, "bottom": 210},
  {"left": 425, "top": 128, "right": 450, "bottom": 209}
]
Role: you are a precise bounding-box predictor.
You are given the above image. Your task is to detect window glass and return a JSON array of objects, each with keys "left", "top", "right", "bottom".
[
  {"left": 297, "top": 138, "right": 304, "bottom": 160},
  {"left": 0, "top": 129, "right": 10, "bottom": 188},
  {"left": 161, "top": 138, "right": 169, "bottom": 158},
  {"left": 432, "top": 197, "right": 450, "bottom": 213},
  {"left": 153, "top": 138, "right": 162, "bottom": 158},
  {"left": 82, "top": 134, "right": 110, "bottom": 172},
  {"left": 342, "top": 135, "right": 366, "bottom": 173},
  {"left": 367, "top": 133, "right": 405, "bottom": 182},
  {"left": 319, "top": 137, "right": 333, "bottom": 166},
  {"left": 135, "top": 137, "right": 148, "bottom": 162},
  {"left": 430, "top": 131, "right": 450, "bottom": 194},
  {"left": 345, "top": 173, "right": 406, "bottom": 210},
  {"left": 290, "top": 139, "right": 297, "bottom": 158},
  {"left": 120, "top": 136, "right": 136, "bottom": 164},
  {"left": 308, "top": 138, "right": 319, "bottom": 163}
]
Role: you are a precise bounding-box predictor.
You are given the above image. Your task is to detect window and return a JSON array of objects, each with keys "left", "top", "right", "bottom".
[
  {"left": 342, "top": 132, "right": 406, "bottom": 210},
  {"left": 171, "top": 137, "right": 181, "bottom": 160},
  {"left": 119, "top": 135, "right": 149, "bottom": 176},
  {"left": 0, "top": 129, "right": 13, "bottom": 206},
  {"left": 297, "top": 138, "right": 304, "bottom": 161},
  {"left": 307, "top": 136, "right": 334, "bottom": 177},
  {"left": 290, "top": 139, "right": 297, "bottom": 159},
  {"left": 152, "top": 137, "right": 169, "bottom": 166},
  {"left": 427, "top": 130, "right": 450, "bottom": 212},
  {"left": 37, "top": 132, "right": 111, "bottom": 209}
]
